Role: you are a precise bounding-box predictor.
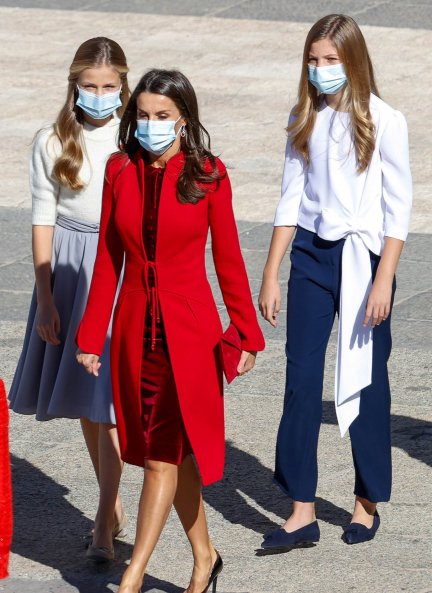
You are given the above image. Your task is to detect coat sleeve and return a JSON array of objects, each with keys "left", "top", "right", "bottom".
[
  {"left": 76, "top": 157, "right": 124, "bottom": 356},
  {"left": 208, "top": 161, "right": 265, "bottom": 352}
]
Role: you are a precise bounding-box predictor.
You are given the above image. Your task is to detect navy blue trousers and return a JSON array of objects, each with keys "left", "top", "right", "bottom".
[{"left": 274, "top": 227, "right": 394, "bottom": 503}]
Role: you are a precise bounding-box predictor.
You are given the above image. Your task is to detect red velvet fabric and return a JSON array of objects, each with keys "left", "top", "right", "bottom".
[
  {"left": 143, "top": 163, "right": 164, "bottom": 345},
  {"left": 141, "top": 338, "right": 191, "bottom": 464},
  {"left": 140, "top": 164, "right": 191, "bottom": 464},
  {"left": 76, "top": 151, "right": 265, "bottom": 485}
]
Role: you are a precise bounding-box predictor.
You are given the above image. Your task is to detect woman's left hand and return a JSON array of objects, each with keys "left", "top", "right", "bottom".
[
  {"left": 363, "top": 278, "right": 393, "bottom": 327},
  {"left": 76, "top": 348, "right": 101, "bottom": 376},
  {"left": 237, "top": 350, "right": 257, "bottom": 376}
]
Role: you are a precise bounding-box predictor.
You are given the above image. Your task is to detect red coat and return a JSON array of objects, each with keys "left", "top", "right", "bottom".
[
  {"left": 0, "top": 379, "right": 12, "bottom": 579},
  {"left": 76, "top": 151, "right": 265, "bottom": 486}
]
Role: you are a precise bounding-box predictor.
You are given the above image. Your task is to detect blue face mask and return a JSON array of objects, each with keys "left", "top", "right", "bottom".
[
  {"left": 76, "top": 87, "right": 122, "bottom": 120},
  {"left": 308, "top": 63, "right": 347, "bottom": 95},
  {"left": 134, "top": 116, "right": 182, "bottom": 155}
]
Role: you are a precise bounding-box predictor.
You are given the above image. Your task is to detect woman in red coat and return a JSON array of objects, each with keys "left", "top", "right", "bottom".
[{"left": 76, "top": 69, "right": 264, "bottom": 593}]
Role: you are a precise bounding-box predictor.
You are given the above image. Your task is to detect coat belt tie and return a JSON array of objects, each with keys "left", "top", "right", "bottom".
[
  {"left": 142, "top": 261, "right": 161, "bottom": 351},
  {"left": 317, "top": 208, "right": 378, "bottom": 437}
]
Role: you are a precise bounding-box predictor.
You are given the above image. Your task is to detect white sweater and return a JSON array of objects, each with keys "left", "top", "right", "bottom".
[
  {"left": 274, "top": 93, "right": 412, "bottom": 437},
  {"left": 31, "top": 115, "right": 120, "bottom": 225}
]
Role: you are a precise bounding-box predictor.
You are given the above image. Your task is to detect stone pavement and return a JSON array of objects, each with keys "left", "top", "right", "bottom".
[
  {"left": 0, "top": 0, "right": 431, "bottom": 29},
  {"left": 0, "top": 2, "right": 431, "bottom": 593}
]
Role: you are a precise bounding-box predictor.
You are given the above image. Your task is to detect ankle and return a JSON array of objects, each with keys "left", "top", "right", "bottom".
[
  {"left": 355, "top": 497, "right": 377, "bottom": 515},
  {"left": 291, "top": 501, "right": 316, "bottom": 522},
  {"left": 192, "top": 547, "right": 213, "bottom": 569},
  {"left": 93, "top": 517, "right": 115, "bottom": 536},
  {"left": 121, "top": 564, "right": 145, "bottom": 587},
  {"left": 282, "top": 505, "right": 316, "bottom": 532},
  {"left": 207, "top": 540, "right": 218, "bottom": 558},
  {"left": 115, "top": 500, "right": 125, "bottom": 522}
]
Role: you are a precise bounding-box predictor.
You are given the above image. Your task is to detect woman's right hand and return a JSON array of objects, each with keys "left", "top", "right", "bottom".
[
  {"left": 76, "top": 349, "right": 101, "bottom": 377},
  {"left": 36, "top": 300, "right": 61, "bottom": 345},
  {"left": 258, "top": 276, "right": 281, "bottom": 327}
]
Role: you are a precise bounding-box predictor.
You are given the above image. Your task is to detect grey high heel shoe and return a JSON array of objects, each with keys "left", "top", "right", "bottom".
[
  {"left": 85, "top": 513, "right": 128, "bottom": 545},
  {"left": 112, "top": 513, "right": 128, "bottom": 539}
]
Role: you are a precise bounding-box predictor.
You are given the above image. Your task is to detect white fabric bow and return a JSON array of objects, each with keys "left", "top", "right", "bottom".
[{"left": 317, "top": 208, "right": 377, "bottom": 436}]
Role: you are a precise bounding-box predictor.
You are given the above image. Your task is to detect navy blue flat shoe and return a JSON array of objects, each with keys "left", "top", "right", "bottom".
[
  {"left": 261, "top": 521, "right": 320, "bottom": 550},
  {"left": 342, "top": 511, "right": 380, "bottom": 545}
]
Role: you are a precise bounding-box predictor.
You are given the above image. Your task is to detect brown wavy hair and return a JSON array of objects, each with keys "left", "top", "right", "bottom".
[
  {"left": 52, "top": 37, "right": 130, "bottom": 191},
  {"left": 119, "top": 69, "right": 220, "bottom": 204},
  {"left": 289, "top": 14, "right": 379, "bottom": 173}
]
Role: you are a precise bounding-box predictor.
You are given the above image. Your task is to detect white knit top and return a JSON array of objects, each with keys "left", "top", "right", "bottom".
[
  {"left": 274, "top": 93, "right": 412, "bottom": 436},
  {"left": 31, "top": 115, "right": 120, "bottom": 225}
]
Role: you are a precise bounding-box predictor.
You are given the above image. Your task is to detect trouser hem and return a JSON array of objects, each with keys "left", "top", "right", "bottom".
[
  {"left": 273, "top": 476, "right": 316, "bottom": 503},
  {"left": 353, "top": 488, "right": 391, "bottom": 503}
]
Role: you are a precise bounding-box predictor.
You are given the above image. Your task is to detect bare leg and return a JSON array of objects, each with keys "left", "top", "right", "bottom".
[
  {"left": 80, "top": 418, "right": 100, "bottom": 480},
  {"left": 350, "top": 496, "right": 377, "bottom": 528},
  {"left": 173, "top": 455, "right": 217, "bottom": 593},
  {"left": 118, "top": 460, "right": 178, "bottom": 593},
  {"left": 91, "top": 423, "right": 124, "bottom": 549},
  {"left": 282, "top": 501, "right": 316, "bottom": 532},
  {"left": 80, "top": 418, "right": 124, "bottom": 545}
]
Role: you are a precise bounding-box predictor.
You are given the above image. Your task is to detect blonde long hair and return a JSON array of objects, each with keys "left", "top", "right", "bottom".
[
  {"left": 52, "top": 37, "right": 130, "bottom": 191},
  {"left": 289, "top": 14, "right": 379, "bottom": 173}
]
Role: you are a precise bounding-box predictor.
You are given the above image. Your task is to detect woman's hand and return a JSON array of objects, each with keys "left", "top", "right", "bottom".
[
  {"left": 36, "top": 300, "right": 61, "bottom": 345},
  {"left": 258, "top": 226, "right": 295, "bottom": 327},
  {"left": 363, "top": 277, "right": 393, "bottom": 327},
  {"left": 76, "top": 349, "right": 101, "bottom": 376},
  {"left": 363, "top": 236, "right": 403, "bottom": 327},
  {"left": 237, "top": 351, "right": 257, "bottom": 376},
  {"left": 258, "top": 276, "right": 281, "bottom": 327}
]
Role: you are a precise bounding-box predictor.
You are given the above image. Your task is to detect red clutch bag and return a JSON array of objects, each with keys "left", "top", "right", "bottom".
[{"left": 220, "top": 322, "right": 242, "bottom": 384}]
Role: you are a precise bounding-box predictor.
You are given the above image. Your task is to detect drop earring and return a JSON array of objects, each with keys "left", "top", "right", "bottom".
[{"left": 181, "top": 125, "right": 186, "bottom": 138}]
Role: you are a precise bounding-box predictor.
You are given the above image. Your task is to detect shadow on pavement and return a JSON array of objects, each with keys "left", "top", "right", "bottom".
[
  {"left": 205, "top": 401, "right": 432, "bottom": 536},
  {"left": 322, "top": 400, "right": 432, "bottom": 468},
  {"left": 141, "top": 575, "right": 184, "bottom": 593},
  {"left": 204, "top": 442, "right": 351, "bottom": 535},
  {"left": 10, "top": 455, "right": 181, "bottom": 593}
]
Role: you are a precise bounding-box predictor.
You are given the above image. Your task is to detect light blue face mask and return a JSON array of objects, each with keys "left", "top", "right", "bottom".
[
  {"left": 76, "top": 87, "right": 122, "bottom": 120},
  {"left": 308, "top": 63, "right": 347, "bottom": 95},
  {"left": 134, "top": 116, "right": 182, "bottom": 155}
]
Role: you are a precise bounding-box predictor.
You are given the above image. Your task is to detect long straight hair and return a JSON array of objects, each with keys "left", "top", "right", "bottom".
[
  {"left": 119, "top": 69, "right": 220, "bottom": 204},
  {"left": 289, "top": 14, "right": 379, "bottom": 172},
  {"left": 52, "top": 37, "right": 130, "bottom": 191}
]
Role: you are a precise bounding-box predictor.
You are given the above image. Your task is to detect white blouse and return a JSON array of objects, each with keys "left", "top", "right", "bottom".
[
  {"left": 31, "top": 114, "right": 120, "bottom": 225},
  {"left": 274, "top": 93, "right": 412, "bottom": 435}
]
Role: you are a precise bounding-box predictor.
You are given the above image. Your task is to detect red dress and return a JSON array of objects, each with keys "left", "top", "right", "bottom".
[{"left": 140, "top": 163, "right": 191, "bottom": 465}]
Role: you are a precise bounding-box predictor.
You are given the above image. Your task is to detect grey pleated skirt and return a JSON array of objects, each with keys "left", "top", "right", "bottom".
[{"left": 9, "top": 215, "right": 116, "bottom": 424}]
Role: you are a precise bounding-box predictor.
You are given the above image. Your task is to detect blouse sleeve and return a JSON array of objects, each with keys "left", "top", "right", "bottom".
[
  {"left": 273, "top": 119, "right": 308, "bottom": 227},
  {"left": 31, "top": 128, "right": 61, "bottom": 226},
  {"left": 380, "top": 110, "right": 413, "bottom": 240},
  {"left": 208, "top": 162, "right": 265, "bottom": 352}
]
